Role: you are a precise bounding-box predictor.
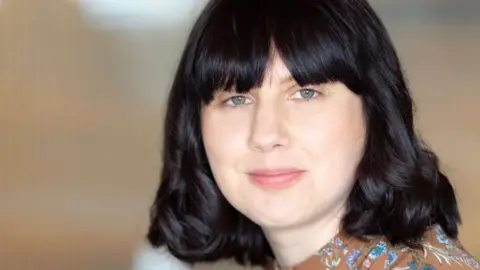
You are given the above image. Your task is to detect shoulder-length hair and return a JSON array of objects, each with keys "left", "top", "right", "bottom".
[{"left": 147, "top": 0, "right": 460, "bottom": 267}]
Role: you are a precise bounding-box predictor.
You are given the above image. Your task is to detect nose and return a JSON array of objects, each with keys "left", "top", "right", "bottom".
[{"left": 248, "top": 102, "right": 289, "bottom": 152}]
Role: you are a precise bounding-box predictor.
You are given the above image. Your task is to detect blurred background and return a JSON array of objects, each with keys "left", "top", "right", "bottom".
[{"left": 0, "top": 0, "right": 478, "bottom": 269}]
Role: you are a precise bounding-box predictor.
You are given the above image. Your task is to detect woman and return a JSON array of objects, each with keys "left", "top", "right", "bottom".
[{"left": 147, "top": 0, "right": 479, "bottom": 269}]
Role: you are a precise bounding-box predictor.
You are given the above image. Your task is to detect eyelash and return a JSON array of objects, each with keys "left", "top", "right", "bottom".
[
  {"left": 223, "top": 95, "right": 253, "bottom": 107},
  {"left": 289, "top": 88, "right": 321, "bottom": 100},
  {"left": 223, "top": 88, "right": 321, "bottom": 107}
]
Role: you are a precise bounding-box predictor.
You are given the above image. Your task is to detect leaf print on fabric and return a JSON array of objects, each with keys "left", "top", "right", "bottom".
[
  {"left": 300, "top": 225, "right": 478, "bottom": 270},
  {"left": 332, "top": 257, "right": 341, "bottom": 268},
  {"left": 430, "top": 225, "right": 479, "bottom": 268},
  {"left": 463, "top": 255, "right": 480, "bottom": 268},
  {"left": 320, "top": 256, "right": 341, "bottom": 270},
  {"left": 424, "top": 242, "right": 471, "bottom": 267}
]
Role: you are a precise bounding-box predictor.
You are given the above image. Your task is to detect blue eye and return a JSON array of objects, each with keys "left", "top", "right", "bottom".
[
  {"left": 291, "top": 88, "right": 319, "bottom": 100},
  {"left": 225, "top": 95, "right": 252, "bottom": 106}
]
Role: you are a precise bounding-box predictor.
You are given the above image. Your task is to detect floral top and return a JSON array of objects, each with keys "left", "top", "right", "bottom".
[{"left": 268, "top": 225, "right": 478, "bottom": 270}]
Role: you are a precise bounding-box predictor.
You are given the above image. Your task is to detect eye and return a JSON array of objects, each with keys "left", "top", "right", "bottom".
[
  {"left": 290, "top": 88, "right": 320, "bottom": 100},
  {"left": 225, "top": 95, "right": 253, "bottom": 106}
]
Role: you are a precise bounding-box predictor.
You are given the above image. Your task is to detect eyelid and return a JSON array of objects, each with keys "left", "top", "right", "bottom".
[{"left": 289, "top": 84, "right": 321, "bottom": 92}]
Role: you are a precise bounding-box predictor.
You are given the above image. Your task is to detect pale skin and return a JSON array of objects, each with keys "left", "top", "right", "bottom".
[{"left": 201, "top": 53, "right": 366, "bottom": 267}]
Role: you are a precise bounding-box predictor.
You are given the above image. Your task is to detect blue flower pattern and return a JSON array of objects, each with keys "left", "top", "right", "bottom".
[
  {"left": 346, "top": 248, "right": 362, "bottom": 267},
  {"left": 385, "top": 250, "right": 399, "bottom": 268},
  {"left": 308, "top": 225, "right": 479, "bottom": 270},
  {"left": 367, "top": 241, "right": 388, "bottom": 260},
  {"left": 435, "top": 226, "right": 450, "bottom": 245}
]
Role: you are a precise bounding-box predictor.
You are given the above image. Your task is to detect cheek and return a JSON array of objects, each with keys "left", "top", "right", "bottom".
[
  {"left": 201, "top": 110, "right": 250, "bottom": 179},
  {"left": 201, "top": 111, "right": 252, "bottom": 211},
  {"left": 289, "top": 99, "right": 365, "bottom": 165}
]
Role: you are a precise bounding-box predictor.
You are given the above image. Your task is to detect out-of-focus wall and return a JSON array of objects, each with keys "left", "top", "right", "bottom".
[{"left": 0, "top": 1, "right": 478, "bottom": 269}]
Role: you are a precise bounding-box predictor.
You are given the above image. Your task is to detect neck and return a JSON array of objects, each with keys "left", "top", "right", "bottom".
[{"left": 262, "top": 206, "right": 344, "bottom": 268}]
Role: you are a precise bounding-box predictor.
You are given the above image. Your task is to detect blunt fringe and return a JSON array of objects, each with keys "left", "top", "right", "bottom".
[{"left": 147, "top": 0, "right": 461, "bottom": 267}]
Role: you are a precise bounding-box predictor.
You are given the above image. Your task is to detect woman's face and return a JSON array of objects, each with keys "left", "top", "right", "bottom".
[{"left": 201, "top": 55, "right": 366, "bottom": 229}]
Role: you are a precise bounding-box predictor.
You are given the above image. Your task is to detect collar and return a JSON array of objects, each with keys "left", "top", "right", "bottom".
[{"left": 266, "top": 231, "right": 354, "bottom": 270}]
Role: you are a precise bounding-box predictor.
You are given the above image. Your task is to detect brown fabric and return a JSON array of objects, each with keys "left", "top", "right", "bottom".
[{"left": 267, "top": 225, "right": 478, "bottom": 270}]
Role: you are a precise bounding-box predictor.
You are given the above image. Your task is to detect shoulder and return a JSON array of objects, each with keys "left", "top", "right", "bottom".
[
  {"left": 347, "top": 225, "right": 479, "bottom": 269},
  {"left": 132, "top": 245, "right": 192, "bottom": 270}
]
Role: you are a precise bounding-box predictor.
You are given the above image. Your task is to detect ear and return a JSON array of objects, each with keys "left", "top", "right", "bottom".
[{"left": 132, "top": 244, "right": 192, "bottom": 270}]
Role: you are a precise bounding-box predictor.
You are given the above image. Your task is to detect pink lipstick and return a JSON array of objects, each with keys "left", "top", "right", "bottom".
[{"left": 248, "top": 168, "right": 305, "bottom": 189}]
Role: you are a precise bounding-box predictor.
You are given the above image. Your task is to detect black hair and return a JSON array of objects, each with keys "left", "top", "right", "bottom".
[{"left": 147, "top": 0, "right": 461, "bottom": 267}]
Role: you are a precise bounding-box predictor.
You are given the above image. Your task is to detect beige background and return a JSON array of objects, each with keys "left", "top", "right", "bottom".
[{"left": 0, "top": 1, "right": 479, "bottom": 269}]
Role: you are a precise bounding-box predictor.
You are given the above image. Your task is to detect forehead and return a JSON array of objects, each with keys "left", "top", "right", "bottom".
[{"left": 262, "top": 54, "right": 294, "bottom": 87}]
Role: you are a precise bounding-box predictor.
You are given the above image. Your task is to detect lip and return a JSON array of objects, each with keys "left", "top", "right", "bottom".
[{"left": 248, "top": 168, "right": 305, "bottom": 189}]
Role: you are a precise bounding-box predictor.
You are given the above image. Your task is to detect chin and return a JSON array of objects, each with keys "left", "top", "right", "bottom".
[
  {"left": 249, "top": 211, "right": 303, "bottom": 229},
  {"left": 239, "top": 201, "right": 303, "bottom": 229}
]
